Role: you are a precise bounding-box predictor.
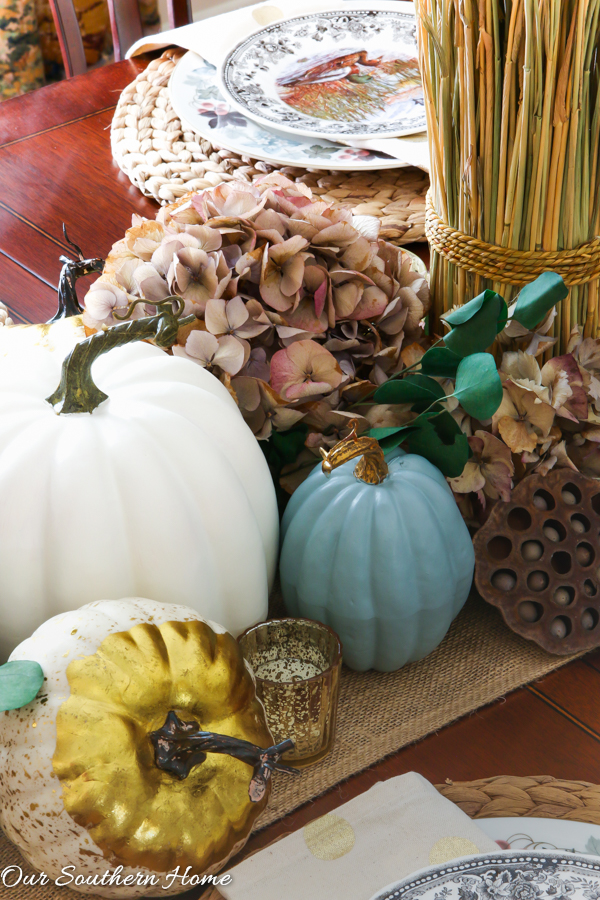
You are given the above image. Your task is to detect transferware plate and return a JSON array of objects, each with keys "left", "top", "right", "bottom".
[
  {"left": 219, "top": 9, "right": 426, "bottom": 141},
  {"left": 169, "top": 50, "right": 414, "bottom": 171},
  {"left": 370, "top": 850, "right": 600, "bottom": 900}
]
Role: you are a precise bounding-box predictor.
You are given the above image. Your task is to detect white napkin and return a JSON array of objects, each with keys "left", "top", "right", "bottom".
[
  {"left": 126, "top": 1, "right": 430, "bottom": 170},
  {"left": 219, "top": 772, "right": 499, "bottom": 900}
]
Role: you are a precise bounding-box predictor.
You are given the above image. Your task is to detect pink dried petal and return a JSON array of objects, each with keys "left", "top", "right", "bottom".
[
  {"left": 314, "top": 278, "right": 328, "bottom": 319},
  {"left": 271, "top": 340, "right": 342, "bottom": 399},
  {"left": 185, "top": 330, "right": 219, "bottom": 365},
  {"left": 311, "top": 222, "right": 359, "bottom": 249},
  {"left": 213, "top": 334, "right": 247, "bottom": 375},
  {"left": 347, "top": 285, "right": 389, "bottom": 320},
  {"left": 205, "top": 298, "right": 230, "bottom": 335},
  {"left": 84, "top": 282, "right": 128, "bottom": 320},
  {"left": 285, "top": 380, "right": 333, "bottom": 400}
]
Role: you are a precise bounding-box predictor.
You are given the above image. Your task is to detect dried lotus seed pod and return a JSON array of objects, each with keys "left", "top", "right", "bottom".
[
  {"left": 522, "top": 541, "right": 543, "bottom": 561},
  {"left": 474, "top": 471, "right": 600, "bottom": 655},
  {"left": 527, "top": 571, "right": 548, "bottom": 591},
  {"left": 491, "top": 571, "right": 516, "bottom": 591},
  {"left": 519, "top": 601, "right": 540, "bottom": 622},
  {"left": 553, "top": 587, "right": 572, "bottom": 606},
  {"left": 576, "top": 545, "right": 593, "bottom": 566},
  {"left": 582, "top": 610, "right": 595, "bottom": 630},
  {"left": 550, "top": 617, "right": 568, "bottom": 639}
]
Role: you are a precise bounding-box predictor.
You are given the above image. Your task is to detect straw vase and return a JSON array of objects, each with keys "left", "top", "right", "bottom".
[{"left": 416, "top": 0, "right": 600, "bottom": 352}]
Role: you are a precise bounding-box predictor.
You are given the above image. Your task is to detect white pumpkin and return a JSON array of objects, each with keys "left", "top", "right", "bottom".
[
  {"left": 0, "top": 337, "right": 278, "bottom": 661},
  {"left": 0, "top": 598, "right": 272, "bottom": 897},
  {"left": 0, "top": 313, "right": 87, "bottom": 360}
]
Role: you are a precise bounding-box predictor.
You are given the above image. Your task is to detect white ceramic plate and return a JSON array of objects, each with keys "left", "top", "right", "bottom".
[
  {"left": 220, "top": 9, "right": 426, "bottom": 141},
  {"left": 478, "top": 816, "right": 600, "bottom": 856},
  {"left": 370, "top": 850, "right": 600, "bottom": 900},
  {"left": 169, "top": 50, "right": 411, "bottom": 171}
]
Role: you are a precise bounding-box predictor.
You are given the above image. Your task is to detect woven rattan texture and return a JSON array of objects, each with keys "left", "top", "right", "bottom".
[
  {"left": 110, "top": 50, "right": 429, "bottom": 245},
  {"left": 437, "top": 775, "right": 600, "bottom": 822},
  {"left": 1, "top": 593, "right": 590, "bottom": 899},
  {"left": 425, "top": 192, "right": 600, "bottom": 286}
]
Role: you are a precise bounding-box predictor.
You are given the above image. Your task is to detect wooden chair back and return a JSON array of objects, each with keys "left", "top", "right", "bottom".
[{"left": 47, "top": 0, "right": 192, "bottom": 77}]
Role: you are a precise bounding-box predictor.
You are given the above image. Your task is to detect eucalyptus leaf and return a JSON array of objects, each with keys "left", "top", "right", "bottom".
[
  {"left": 404, "top": 411, "right": 471, "bottom": 477},
  {"left": 452, "top": 353, "right": 504, "bottom": 420},
  {"left": 262, "top": 424, "right": 308, "bottom": 470},
  {"left": 443, "top": 290, "right": 508, "bottom": 356},
  {"left": 512, "top": 272, "right": 568, "bottom": 330},
  {"left": 369, "top": 422, "right": 423, "bottom": 451},
  {"left": 373, "top": 374, "right": 445, "bottom": 406},
  {"left": 0, "top": 660, "right": 44, "bottom": 711},
  {"left": 420, "top": 346, "right": 462, "bottom": 378},
  {"left": 442, "top": 289, "right": 498, "bottom": 326}
]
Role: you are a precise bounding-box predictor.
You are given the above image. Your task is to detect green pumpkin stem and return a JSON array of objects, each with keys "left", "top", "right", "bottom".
[{"left": 46, "top": 298, "right": 195, "bottom": 415}]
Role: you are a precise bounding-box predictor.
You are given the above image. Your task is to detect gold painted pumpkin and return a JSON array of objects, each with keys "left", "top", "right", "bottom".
[{"left": 0, "top": 599, "right": 276, "bottom": 897}]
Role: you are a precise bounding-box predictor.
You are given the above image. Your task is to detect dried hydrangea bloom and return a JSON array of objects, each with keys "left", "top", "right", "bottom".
[
  {"left": 83, "top": 279, "right": 144, "bottom": 328},
  {"left": 91, "top": 174, "right": 431, "bottom": 482},
  {"left": 173, "top": 330, "right": 248, "bottom": 376},
  {"left": 270, "top": 340, "right": 343, "bottom": 401},
  {"left": 205, "top": 297, "right": 269, "bottom": 341},
  {"left": 233, "top": 376, "right": 305, "bottom": 440}
]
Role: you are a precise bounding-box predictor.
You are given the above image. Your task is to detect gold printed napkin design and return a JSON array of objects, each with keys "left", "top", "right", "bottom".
[{"left": 220, "top": 772, "right": 499, "bottom": 900}]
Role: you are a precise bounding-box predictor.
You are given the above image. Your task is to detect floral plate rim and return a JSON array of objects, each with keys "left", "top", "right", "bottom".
[
  {"left": 368, "top": 849, "right": 600, "bottom": 900},
  {"left": 169, "top": 50, "right": 413, "bottom": 171},
  {"left": 477, "top": 816, "right": 600, "bottom": 857}
]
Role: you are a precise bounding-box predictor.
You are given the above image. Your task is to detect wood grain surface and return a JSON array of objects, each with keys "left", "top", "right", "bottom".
[{"left": 1, "top": 55, "right": 600, "bottom": 900}]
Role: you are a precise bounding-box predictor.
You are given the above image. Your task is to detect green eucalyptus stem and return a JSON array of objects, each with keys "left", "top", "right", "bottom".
[
  {"left": 46, "top": 298, "right": 194, "bottom": 415},
  {"left": 347, "top": 337, "right": 445, "bottom": 411}
]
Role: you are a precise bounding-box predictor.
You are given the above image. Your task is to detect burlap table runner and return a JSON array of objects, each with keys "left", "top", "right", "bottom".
[{"left": 0, "top": 593, "right": 583, "bottom": 899}]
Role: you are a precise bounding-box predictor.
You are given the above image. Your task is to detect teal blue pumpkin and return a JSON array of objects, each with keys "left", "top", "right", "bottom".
[{"left": 279, "top": 435, "right": 474, "bottom": 672}]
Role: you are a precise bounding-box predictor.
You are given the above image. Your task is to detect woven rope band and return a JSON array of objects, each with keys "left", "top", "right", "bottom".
[{"left": 425, "top": 191, "right": 600, "bottom": 286}]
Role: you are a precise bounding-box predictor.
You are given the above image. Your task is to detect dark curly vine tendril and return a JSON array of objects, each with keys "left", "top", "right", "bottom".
[
  {"left": 46, "top": 298, "right": 195, "bottom": 415},
  {"left": 150, "top": 711, "right": 300, "bottom": 803}
]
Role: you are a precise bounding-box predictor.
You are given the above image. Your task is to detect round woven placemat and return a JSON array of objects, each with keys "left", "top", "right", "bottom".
[
  {"left": 437, "top": 775, "right": 600, "bottom": 822},
  {"left": 111, "top": 49, "right": 429, "bottom": 245}
]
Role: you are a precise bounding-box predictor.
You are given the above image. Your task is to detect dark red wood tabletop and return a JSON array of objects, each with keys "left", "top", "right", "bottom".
[{"left": 1, "top": 56, "right": 600, "bottom": 899}]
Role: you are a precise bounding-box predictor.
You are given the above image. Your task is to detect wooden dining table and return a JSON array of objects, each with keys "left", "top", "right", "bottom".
[{"left": 2, "top": 52, "right": 600, "bottom": 900}]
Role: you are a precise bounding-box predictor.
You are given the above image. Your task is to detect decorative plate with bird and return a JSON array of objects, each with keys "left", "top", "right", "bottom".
[
  {"left": 169, "top": 51, "right": 413, "bottom": 171},
  {"left": 219, "top": 9, "right": 426, "bottom": 140}
]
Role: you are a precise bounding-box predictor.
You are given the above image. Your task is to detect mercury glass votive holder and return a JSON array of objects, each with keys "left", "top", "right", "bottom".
[{"left": 238, "top": 618, "right": 342, "bottom": 767}]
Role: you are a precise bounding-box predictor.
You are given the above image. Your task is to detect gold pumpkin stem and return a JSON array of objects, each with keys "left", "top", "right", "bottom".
[{"left": 320, "top": 420, "right": 389, "bottom": 485}]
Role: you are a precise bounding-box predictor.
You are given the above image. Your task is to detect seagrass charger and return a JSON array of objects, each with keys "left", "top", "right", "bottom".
[{"left": 110, "top": 50, "right": 429, "bottom": 245}]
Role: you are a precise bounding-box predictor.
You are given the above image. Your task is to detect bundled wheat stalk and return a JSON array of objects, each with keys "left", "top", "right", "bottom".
[{"left": 416, "top": 0, "right": 600, "bottom": 351}]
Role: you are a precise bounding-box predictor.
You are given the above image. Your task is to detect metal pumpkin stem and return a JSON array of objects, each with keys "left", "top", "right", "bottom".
[
  {"left": 320, "top": 419, "right": 389, "bottom": 485},
  {"left": 150, "top": 711, "right": 299, "bottom": 803},
  {"left": 46, "top": 298, "right": 194, "bottom": 415}
]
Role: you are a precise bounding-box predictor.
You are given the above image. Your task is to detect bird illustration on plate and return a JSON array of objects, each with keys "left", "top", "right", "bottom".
[{"left": 275, "top": 48, "right": 423, "bottom": 125}]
